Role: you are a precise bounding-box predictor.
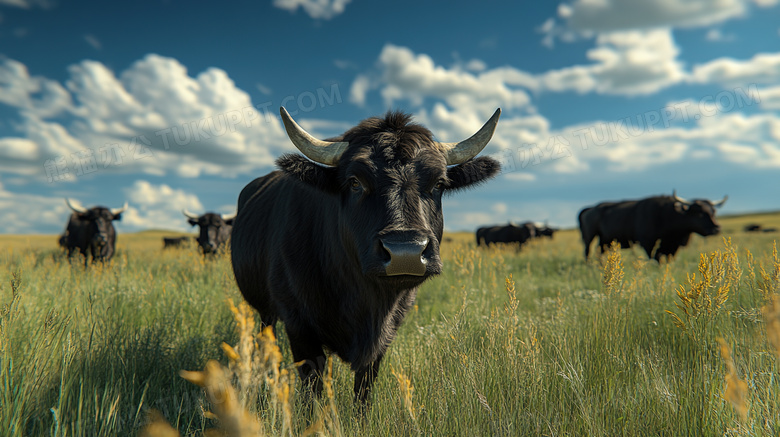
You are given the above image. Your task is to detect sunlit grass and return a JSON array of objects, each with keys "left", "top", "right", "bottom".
[{"left": 0, "top": 213, "right": 779, "bottom": 435}]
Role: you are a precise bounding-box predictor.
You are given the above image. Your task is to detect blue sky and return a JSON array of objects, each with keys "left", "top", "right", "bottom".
[{"left": 1, "top": 0, "right": 779, "bottom": 234}]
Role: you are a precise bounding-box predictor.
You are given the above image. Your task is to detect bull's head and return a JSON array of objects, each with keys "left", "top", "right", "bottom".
[
  {"left": 276, "top": 107, "right": 501, "bottom": 284},
  {"left": 66, "top": 198, "right": 126, "bottom": 248},
  {"left": 183, "top": 210, "right": 236, "bottom": 254},
  {"left": 672, "top": 190, "right": 727, "bottom": 236}
]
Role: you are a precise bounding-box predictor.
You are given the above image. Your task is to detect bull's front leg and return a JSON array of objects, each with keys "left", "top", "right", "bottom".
[
  {"left": 287, "top": 329, "right": 327, "bottom": 398},
  {"left": 354, "top": 354, "right": 384, "bottom": 405}
]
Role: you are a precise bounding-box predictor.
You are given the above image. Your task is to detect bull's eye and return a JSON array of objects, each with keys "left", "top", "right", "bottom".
[
  {"left": 432, "top": 180, "right": 445, "bottom": 193},
  {"left": 348, "top": 177, "right": 362, "bottom": 192}
]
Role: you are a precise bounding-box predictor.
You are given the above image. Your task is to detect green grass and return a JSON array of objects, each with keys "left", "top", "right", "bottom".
[{"left": 0, "top": 213, "right": 779, "bottom": 436}]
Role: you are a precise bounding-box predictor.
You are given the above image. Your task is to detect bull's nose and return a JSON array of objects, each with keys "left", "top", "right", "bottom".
[{"left": 380, "top": 236, "right": 430, "bottom": 276}]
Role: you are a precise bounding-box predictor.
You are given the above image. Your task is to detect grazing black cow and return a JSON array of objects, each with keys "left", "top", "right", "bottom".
[
  {"left": 743, "top": 223, "right": 776, "bottom": 233},
  {"left": 61, "top": 198, "right": 127, "bottom": 266},
  {"left": 578, "top": 191, "right": 727, "bottom": 261},
  {"left": 182, "top": 210, "right": 235, "bottom": 254},
  {"left": 476, "top": 222, "right": 537, "bottom": 247},
  {"left": 232, "top": 107, "right": 501, "bottom": 404},
  {"left": 162, "top": 236, "right": 192, "bottom": 249},
  {"left": 527, "top": 221, "right": 557, "bottom": 239}
]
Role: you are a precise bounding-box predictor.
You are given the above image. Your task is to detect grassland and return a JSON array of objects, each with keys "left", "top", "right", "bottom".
[{"left": 1, "top": 212, "right": 779, "bottom": 436}]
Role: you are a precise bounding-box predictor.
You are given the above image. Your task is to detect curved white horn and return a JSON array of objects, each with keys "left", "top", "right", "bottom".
[
  {"left": 672, "top": 190, "right": 689, "bottom": 204},
  {"left": 182, "top": 209, "right": 200, "bottom": 220},
  {"left": 712, "top": 195, "right": 728, "bottom": 208},
  {"left": 436, "top": 108, "right": 501, "bottom": 165},
  {"left": 65, "top": 198, "right": 88, "bottom": 213},
  {"left": 221, "top": 212, "right": 237, "bottom": 221},
  {"left": 110, "top": 202, "right": 128, "bottom": 215},
  {"left": 280, "top": 107, "right": 348, "bottom": 166}
]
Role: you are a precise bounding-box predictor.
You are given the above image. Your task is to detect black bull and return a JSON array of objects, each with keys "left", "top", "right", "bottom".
[
  {"left": 182, "top": 210, "right": 235, "bottom": 254},
  {"left": 60, "top": 198, "right": 127, "bottom": 266},
  {"left": 232, "top": 107, "right": 502, "bottom": 403},
  {"left": 162, "top": 236, "right": 192, "bottom": 249},
  {"left": 578, "top": 192, "right": 727, "bottom": 261}
]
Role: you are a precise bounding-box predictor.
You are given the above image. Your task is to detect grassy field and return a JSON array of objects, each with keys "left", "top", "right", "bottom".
[{"left": 1, "top": 212, "right": 779, "bottom": 436}]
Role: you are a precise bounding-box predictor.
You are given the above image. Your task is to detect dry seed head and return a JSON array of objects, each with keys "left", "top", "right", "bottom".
[
  {"left": 717, "top": 338, "right": 749, "bottom": 421},
  {"left": 221, "top": 342, "right": 240, "bottom": 362},
  {"left": 762, "top": 294, "right": 780, "bottom": 359},
  {"left": 390, "top": 365, "right": 417, "bottom": 423},
  {"left": 504, "top": 274, "right": 518, "bottom": 314},
  {"left": 602, "top": 241, "right": 624, "bottom": 297},
  {"left": 138, "top": 410, "right": 181, "bottom": 437},
  {"left": 181, "top": 360, "right": 263, "bottom": 436}
]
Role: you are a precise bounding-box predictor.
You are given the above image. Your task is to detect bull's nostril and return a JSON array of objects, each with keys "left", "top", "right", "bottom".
[{"left": 381, "top": 238, "right": 429, "bottom": 276}]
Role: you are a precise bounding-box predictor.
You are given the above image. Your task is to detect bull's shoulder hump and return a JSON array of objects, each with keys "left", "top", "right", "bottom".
[{"left": 237, "top": 171, "right": 285, "bottom": 212}]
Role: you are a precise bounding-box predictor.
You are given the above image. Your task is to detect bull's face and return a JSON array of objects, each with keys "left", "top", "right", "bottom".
[
  {"left": 79, "top": 207, "right": 121, "bottom": 248},
  {"left": 672, "top": 193, "right": 727, "bottom": 236},
  {"left": 336, "top": 147, "right": 448, "bottom": 281},
  {"left": 276, "top": 108, "right": 501, "bottom": 285},
  {"left": 184, "top": 212, "right": 235, "bottom": 254}
]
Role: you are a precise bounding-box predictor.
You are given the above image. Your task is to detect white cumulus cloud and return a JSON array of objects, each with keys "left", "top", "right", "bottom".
[
  {"left": 121, "top": 180, "right": 205, "bottom": 231},
  {"left": 539, "top": 29, "right": 686, "bottom": 95},
  {"left": 273, "top": 0, "right": 351, "bottom": 20},
  {"left": 0, "top": 55, "right": 296, "bottom": 182},
  {"left": 691, "top": 52, "right": 780, "bottom": 85},
  {"left": 554, "top": 0, "right": 763, "bottom": 33}
]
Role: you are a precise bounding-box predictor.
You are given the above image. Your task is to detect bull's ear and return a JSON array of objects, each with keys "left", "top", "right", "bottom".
[
  {"left": 446, "top": 156, "right": 501, "bottom": 193},
  {"left": 276, "top": 153, "right": 340, "bottom": 194},
  {"left": 112, "top": 213, "right": 123, "bottom": 221},
  {"left": 224, "top": 218, "right": 234, "bottom": 226},
  {"left": 674, "top": 202, "right": 689, "bottom": 213},
  {"left": 188, "top": 219, "right": 198, "bottom": 226}
]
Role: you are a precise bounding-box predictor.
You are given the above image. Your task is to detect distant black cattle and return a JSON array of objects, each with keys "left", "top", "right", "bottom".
[
  {"left": 527, "top": 222, "right": 557, "bottom": 239},
  {"left": 162, "top": 236, "right": 192, "bottom": 249},
  {"left": 744, "top": 223, "right": 777, "bottom": 233},
  {"left": 578, "top": 191, "right": 727, "bottom": 261},
  {"left": 61, "top": 198, "right": 128, "bottom": 266},
  {"left": 476, "top": 222, "right": 537, "bottom": 247},
  {"left": 182, "top": 210, "right": 235, "bottom": 254},
  {"left": 232, "top": 107, "right": 501, "bottom": 404}
]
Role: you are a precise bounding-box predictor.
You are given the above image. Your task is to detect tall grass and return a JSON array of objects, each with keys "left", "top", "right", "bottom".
[{"left": 0, "top": 220, "right": 779, "bottom": 436}]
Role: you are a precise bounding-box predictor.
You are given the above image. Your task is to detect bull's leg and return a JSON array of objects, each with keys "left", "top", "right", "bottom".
[
  {"left": 640, "top": 240, "right": 656, "bottom": 259},
  {"left": 582, "top": 234, "right": 594, "bottom": 259},
  {"left": 287, "top": 330, "right": 326, "bottom": 397},
  {"left": 654, "top": 240, "right": 679, "bottom": 262},
  {"left": 599, "top": 237, "right": 610, "bottom": 254},
  {"left": 354, "top": 355, "right": 384, "bottom": 405}
]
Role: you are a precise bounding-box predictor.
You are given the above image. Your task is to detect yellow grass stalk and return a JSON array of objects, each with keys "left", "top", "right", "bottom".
[
  {"left": 602, "top": 241, "right": 624, "bottom": 298},
  {"left": 390, "top": 365, "right": 418, "bottom": 425},
  {"left": 180, "top": 360, "right": 264, "bottom": 437},
  {"left": 319, "top": 356, "right": 343, "bottom": 437},
  {"left": 138, "top": 410, "right": 181, "bottom": 437},
  {"left": 716, "top": 338, "right": 749, "bottom": 421},
  {"left": 758, "top": 242, "right": 779, "bottom": 300},
  {"left": 504, "top": 274, "right": 518, "bottom": 314},
  {"left": 666, "top": 242, "right": 738, "bottom": 340},
  {"left": 762, "top": 294, "right": 780, "bottom": 359}
]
